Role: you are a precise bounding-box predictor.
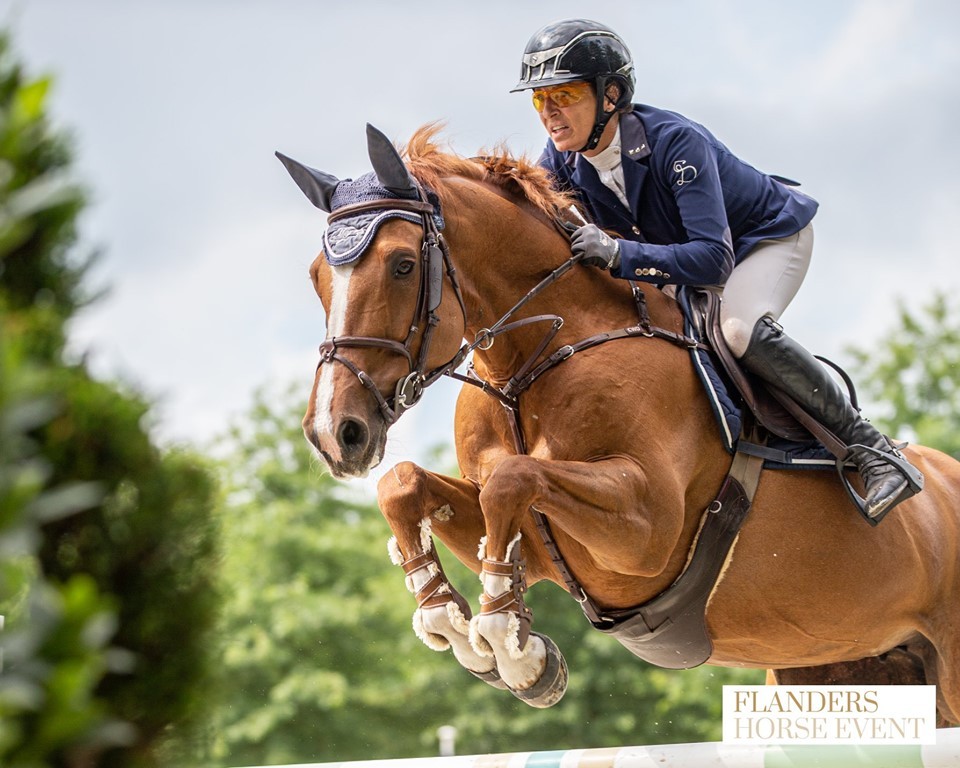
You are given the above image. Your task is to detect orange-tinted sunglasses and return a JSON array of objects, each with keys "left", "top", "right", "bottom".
[{"left": 531, "top": 81, "right": 592, "bottom": 111}]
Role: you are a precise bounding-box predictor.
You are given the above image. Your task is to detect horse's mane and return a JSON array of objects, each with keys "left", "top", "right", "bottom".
[{"left": 401, "top": 123, "right": 577, "bottom": 221}]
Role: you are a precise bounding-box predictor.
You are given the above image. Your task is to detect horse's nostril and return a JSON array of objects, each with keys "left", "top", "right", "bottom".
[{"left": 337, "top": 418, "right": 369, "bottom": 452}]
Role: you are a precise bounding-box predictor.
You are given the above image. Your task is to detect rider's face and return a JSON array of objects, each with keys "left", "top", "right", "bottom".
[
  {"left": 535, "top": 81, "right": 620, "bottom": 156},
  {"left": 535, "top": 81, "right": 598, "bottom": 154}
]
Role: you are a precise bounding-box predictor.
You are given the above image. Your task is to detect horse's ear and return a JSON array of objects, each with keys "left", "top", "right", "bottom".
[
  {"left": 366, "top": 123, "right": 417, "bottom": 197},
  {"left": 275, "top": 151, "right": 340, "bottom": 212}
]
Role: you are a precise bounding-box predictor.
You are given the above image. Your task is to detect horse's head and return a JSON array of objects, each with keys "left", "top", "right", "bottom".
[{"left": 277, "top": 125, "right": 466, "bottom": 478}]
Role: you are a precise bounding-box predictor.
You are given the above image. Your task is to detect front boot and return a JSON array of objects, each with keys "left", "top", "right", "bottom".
[{"left": 739, "top": 317, "right": 921, "bottom": 521}]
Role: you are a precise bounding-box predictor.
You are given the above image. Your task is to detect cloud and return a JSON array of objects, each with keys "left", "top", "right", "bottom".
[{"left": 69, "top": 205, "right": 324, "bottom": 442}]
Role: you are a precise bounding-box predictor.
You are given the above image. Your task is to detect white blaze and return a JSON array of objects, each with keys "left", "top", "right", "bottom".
[{"left": 314, "top": 263, "right": 354, "bottom": 437}]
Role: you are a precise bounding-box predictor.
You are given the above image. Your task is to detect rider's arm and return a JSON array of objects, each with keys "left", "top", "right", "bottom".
[{"left": 611, "top": 126, "right": 735, "bottom": 286}]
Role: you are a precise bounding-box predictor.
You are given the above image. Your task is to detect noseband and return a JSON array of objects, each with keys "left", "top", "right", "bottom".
[{"left": 316, "top": 191, "right": 467, "bottom": 425}]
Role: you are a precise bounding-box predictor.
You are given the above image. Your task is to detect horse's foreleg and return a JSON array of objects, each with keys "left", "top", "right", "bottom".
[
  {"left": 471, "top": 454, "right": 665, "bottom": 707},
  {"left": 471, "top": 531, "right": 569, "bottom": 707},
  {"left": 377, "top": 462, "right": 504, "bottom": 688},
  {"left": 479, "top": 454, "right": 675, "bottom": 579}
]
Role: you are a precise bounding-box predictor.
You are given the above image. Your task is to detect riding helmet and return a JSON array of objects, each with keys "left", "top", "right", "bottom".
[{"left": 512, "top": 19, "right": 635, "bottom": 151}]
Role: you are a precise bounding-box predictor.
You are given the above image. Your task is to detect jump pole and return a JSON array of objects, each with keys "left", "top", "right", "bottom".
[{"left": 236, "top": 728, "right": 960, "bottom": 768}]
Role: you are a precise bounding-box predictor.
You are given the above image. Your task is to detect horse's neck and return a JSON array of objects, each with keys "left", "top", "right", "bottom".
[{"left": 445, "top": 186, "right": 683, "bottom": 381}]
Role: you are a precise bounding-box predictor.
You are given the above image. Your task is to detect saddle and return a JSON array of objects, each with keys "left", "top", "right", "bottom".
[{"left": 679, "top": 287, "right": 849, "bottom": 450}]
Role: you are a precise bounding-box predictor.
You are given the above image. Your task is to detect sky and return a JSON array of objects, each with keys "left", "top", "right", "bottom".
[{"left": 4, "top": 0, "right": 959, "bottom": 495}]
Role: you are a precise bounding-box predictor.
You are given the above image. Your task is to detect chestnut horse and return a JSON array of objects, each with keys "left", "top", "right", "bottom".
[{"left": 277, "top": 124, "right": 960, "bottom": 722}]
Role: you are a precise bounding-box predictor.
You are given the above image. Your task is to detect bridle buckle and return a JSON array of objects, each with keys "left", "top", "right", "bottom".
[{"left": 395, "top": 371, "right": 424, "bottom": 412}]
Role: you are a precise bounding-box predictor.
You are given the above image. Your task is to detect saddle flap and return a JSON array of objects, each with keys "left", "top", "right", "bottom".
[{"left": 690, "top": 289, "right": 814, "bottom": 443}]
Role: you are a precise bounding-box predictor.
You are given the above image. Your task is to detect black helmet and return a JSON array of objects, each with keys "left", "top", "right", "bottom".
[{"left": 512, "top": 19, "right": 635, "bottom": 151}]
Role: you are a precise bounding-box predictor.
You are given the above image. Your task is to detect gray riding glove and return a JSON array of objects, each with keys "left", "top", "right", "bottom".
[{"left": 571, "top": 224, "right": 621, "bottom": 270}]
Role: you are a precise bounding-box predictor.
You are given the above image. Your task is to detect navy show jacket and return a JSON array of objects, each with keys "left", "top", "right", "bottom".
[{"left": 539, "top": 104, "right": 820, "bottom": 286}]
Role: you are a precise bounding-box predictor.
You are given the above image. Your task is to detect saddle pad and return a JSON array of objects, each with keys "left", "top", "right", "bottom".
[{"left": 676, "top": 287, "right": 837, "bottom": 472}]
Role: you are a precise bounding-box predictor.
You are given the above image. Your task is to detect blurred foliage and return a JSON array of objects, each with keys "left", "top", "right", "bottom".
[
  {"left": 204, "top": 384, "right": 761, "bottom": 765},
  {"left": 847, "top": 292, "right": 960, "bottom": 458},
  {"left": 0, "top": 314, "right": 133, "bottom": 767},
  {"left": 35, "top": 369, "right": 222, "bottom": 766},
  {"left": 0, "top": 30, "right": 220, "bottom": 767}
]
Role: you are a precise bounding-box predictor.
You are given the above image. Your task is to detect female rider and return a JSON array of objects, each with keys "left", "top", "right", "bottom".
[{"left": 511, "top": 18, "right": 920, "bottom": 522}]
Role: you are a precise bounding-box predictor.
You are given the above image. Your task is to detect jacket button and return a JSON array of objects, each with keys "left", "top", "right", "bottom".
[
  {"left": 632, "top": 226, "right": 641, "bottom": 235},
  {"left": 634, "top": 268, "right": 643, "bottom": 276}
]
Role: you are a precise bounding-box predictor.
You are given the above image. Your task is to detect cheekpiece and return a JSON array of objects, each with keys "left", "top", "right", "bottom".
[{"left": 323, "top": 172, "right": 443, "bottom": 266}]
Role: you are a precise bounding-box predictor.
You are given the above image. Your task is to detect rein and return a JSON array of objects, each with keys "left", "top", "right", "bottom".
[{"left": 433, "top": 249, "right": 708, "bottom": 456}]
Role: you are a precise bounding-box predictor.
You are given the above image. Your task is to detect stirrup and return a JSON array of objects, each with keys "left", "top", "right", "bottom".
[{"left": 835, "top": 443, "right": 925, "bottom": 527}]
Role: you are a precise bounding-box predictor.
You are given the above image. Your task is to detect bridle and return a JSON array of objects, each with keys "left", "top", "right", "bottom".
[{"left": 315, "top": 191, "right": 467, "bottom": 425}]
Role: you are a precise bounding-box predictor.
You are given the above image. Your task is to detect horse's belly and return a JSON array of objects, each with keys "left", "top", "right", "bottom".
[
  {"left": 705, "top": 628, "right": 919, "bottom": 669},
  {"left": 700, "top": 500, "right": 930, "bottom": 668}
]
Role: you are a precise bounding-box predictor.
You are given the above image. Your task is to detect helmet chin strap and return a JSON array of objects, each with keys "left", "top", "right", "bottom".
[{"left": 578, "top": 78, "right": 621, "bottom": 153}]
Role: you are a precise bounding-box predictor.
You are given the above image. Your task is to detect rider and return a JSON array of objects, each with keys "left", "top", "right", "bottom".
[{"left": 511, "top": 18, "right": 921, "bottom": 522}]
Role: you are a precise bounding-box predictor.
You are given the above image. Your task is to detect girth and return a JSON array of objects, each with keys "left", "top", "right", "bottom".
[{"left": 592, "top": 438, "right": 764, "bottom": 668}]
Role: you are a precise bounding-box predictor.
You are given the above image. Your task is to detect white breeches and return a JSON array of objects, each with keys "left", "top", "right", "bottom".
[{"left": 719, "top": 222, "right": 814, "bottom": 357}]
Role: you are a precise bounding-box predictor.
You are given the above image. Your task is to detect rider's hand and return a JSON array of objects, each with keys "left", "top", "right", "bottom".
[{"left": 571, "top": 224, "right": 621, "bottom": 270}]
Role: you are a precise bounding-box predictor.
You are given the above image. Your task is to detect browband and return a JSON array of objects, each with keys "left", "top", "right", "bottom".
[{"left": 327, "top": 198, "right": 436, "bottom": 224}]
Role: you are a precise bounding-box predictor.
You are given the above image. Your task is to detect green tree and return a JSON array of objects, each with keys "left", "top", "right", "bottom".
[
  {"left": 208, "top": 384, "right": 449, "bottom": 765},
  {"left": 0, "top": 30, "right": 220, "bottom": 767},
  {"left": 0, "top": 308, "right": 134, "bottom": 767},
  {"left": 847, "top": 292, "right": 960, "bottom": 458},
  {"left": 207, "top": 383, "right": 759, "bottom": 765}
]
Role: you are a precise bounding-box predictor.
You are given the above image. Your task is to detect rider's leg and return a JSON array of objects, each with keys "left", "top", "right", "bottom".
[
  {"left": 718, "top": 224, "right": 813, "bottom": 359},
  {"left": 720, "top": 223, "right": 920, "bottom": 520}
]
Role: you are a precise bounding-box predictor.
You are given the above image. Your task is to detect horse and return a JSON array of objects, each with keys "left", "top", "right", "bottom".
[{"left": 276, "top": 123, "right": 960, "bottom": 723}]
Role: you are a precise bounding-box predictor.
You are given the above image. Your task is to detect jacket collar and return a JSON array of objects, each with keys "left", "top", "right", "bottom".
[
  {"left": 620, "top": 112, "right": 650, "bottom": 215},
  {"left": 619, "top": 111, "right": 651, "bottom": 162},
  {"left": 561, "top": 111, "right": 650, "bottom": 168},
  {"left": 566, "top": 110, "right": 651, "bottom": 221}
]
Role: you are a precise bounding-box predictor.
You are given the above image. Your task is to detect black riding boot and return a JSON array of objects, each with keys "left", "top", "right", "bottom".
[{"left": 739, "top": 317, "right": 921, "bottom": 521}]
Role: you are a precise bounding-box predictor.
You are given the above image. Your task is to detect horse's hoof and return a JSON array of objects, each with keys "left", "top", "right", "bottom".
[
  {"left": 508, "top": 633, "right": 568, "bottom": 708},
  {"left": 468, "top": 666, "right": 509, "bottom": 690}
]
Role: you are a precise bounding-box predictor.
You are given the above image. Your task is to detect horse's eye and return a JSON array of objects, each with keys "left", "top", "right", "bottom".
[{"left": 394, "top": 259, "right": 415, "bottom": 278}]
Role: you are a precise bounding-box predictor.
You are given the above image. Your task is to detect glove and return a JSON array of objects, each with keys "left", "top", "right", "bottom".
[{"left": 570, "top": 224, "right": 621, "bottom": 270}]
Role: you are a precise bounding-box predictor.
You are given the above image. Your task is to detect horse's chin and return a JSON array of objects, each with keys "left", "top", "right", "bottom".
[
  {"left": 317, "top": 439, "right": 386, "bottom": 481},
  {"left": 325, "top": 455, "right": 381, "bottom": 480}
]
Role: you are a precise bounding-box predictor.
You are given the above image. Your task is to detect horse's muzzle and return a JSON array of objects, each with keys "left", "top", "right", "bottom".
[{"left": 303, "top": 410, "right": 386, "bottom": 479}]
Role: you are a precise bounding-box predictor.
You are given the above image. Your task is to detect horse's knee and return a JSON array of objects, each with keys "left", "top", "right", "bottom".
[
  {"left": 377, "top": 461, "right": 424, "bottom": 507},
  {"left": 480, "top": 455, "right": 543, "bottom": 512},
  {"left": 377, "top": 462, "right": 429, "bottom": 551}
]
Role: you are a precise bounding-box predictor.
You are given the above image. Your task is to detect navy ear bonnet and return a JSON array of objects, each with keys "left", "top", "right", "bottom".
[{"left": 323, "top": 172, "right": 444, "bottom": 267}]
